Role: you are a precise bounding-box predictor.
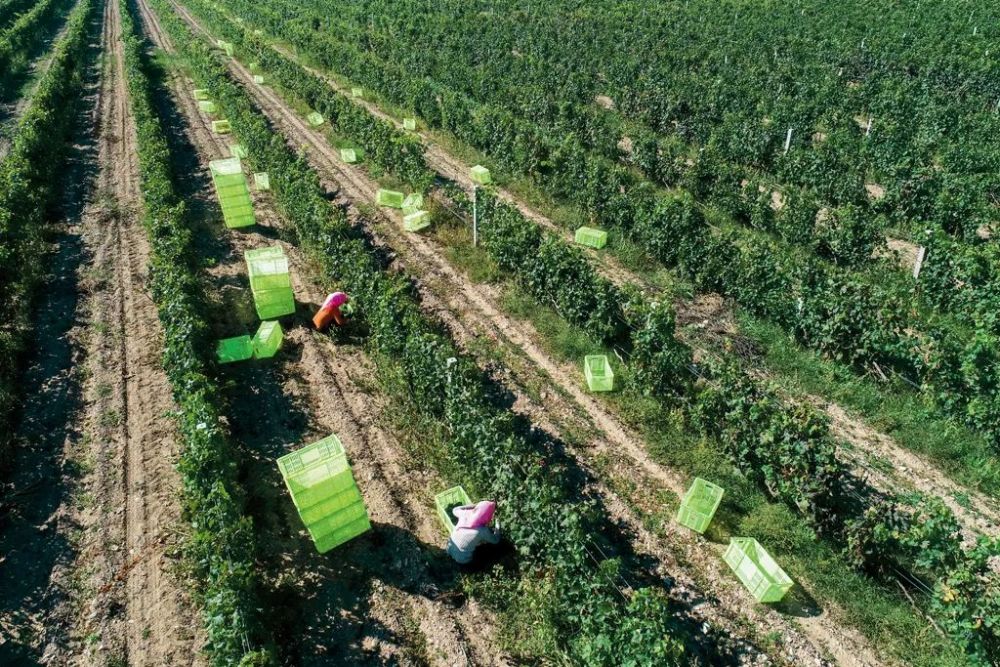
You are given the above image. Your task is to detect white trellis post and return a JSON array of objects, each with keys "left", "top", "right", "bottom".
[
  {"left": 783, "top": 128, "right": 793, "bottom": 155},
  {"left": 865, "top": 117, "right": 873, "bottom": 137}
]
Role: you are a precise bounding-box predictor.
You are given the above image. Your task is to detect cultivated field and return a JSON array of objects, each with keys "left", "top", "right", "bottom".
[{"left": 0, "top": 0, "right": 997, "bottom": 665}]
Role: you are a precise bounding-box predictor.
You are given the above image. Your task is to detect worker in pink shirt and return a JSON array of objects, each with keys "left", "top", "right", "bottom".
[{"left": 447, "top": 500, "right": 500, "bottom": 564}]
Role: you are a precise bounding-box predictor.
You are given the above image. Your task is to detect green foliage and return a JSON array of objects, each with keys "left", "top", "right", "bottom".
[{"left": 0, "top": 0, "right": 94, "bottom": 471}]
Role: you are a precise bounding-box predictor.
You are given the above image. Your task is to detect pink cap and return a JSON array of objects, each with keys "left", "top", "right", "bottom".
[{"left": 457, "top": 500, "right": 496, "bottom": 529}]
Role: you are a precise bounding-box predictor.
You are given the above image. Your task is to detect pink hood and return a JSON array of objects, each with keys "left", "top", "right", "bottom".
[
  {"left": 323, "top": 292, "right": 349, "bottom": 309},
  {"left": 456, "top": 500, "right": 496, "bottom": 529}
]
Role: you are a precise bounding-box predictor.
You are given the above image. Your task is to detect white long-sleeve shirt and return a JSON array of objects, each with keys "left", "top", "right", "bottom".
[{"left": 447, "top": 525, "right": 500, "bottom": 564}]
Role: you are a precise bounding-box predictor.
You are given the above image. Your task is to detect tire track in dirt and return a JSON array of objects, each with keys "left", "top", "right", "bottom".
[
  {"left": 136, "top": 2, "right": 509, "bottom": 663},
  {"left": 236, "top": 20, "right": 1000, "bottom": 539},
  {"left": 164, "top": 5, "right": 893, "bottom": 666},
  {"left": 68, "top": 0, "right": 200, "bottom": 663}
]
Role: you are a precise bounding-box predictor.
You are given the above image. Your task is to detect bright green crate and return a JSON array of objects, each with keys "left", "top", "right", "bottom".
[
  {"left": 307, "top": 111, "right": 324, "bottom": 127},
  {"left": 209, "top": 158, "right": 255, "bottom": 228},
  {"left": 724, "top": 538, "right": 793, "bottom": 603},
  {"left": 280, "top": 453, "right": 355, "bottom": 510},
  {"left": 198, "top": 100, "right": 217, "bottom": 114},
  {"left": 574, "top": 226, "right": 608, "bottom": 249},
  {"left": 211, "top": 120, "right": 232, "bottom": 134},
  {"left": 245, "top": 246, "right": 284, "bottom": 262},
  {"left": 584, "top": 355, "right": 614, "bottom": 392},
  {"left": 253, "top": 172, "right": 270, "bottom": 191},
  {"left": 376, "top": 189, "right": 405, "bottom": 208},
  {"left": 470, "top": 165, "right": 492, "bottom": 185},
  {"left": 307, "top": 499, "right": 369, "bottom": 539},
  {"left": 216, "top": 39, "right": 234, "bottom": 56},
  {"left": 216, "top": 335, "right": 253, "bottom": 364},
  {"left": 351, "top": 87, "right": 363, "bottom": 98},
  {"left": 247, "top": 257, "right": 291, "bottom": 292},
  {"left": 229, "top": 143, "right": 248, "bottom": 159},
  {"left": 434, "top": 486, "right": 471, "bottom": 534},
  {"left": 340, "top": 148, "right": 357, "bottom": 164},
  {"left": 252, "top": 74, "right": 264, "bottom": 85},
  {"left": 252, "top": 288, "right": 295, "bottom": 320},
  {"left": 402, "top": 117, "right": 416, "bottom": 131},
  {"left": 299, "top": 486, "right": 363, "bottom": 524},
  {"left": 402, "top": 193, "right": 423, "bottom": 214},
  {"left": 676, "top": 477, "right": 724, "bottom": 533},
  {"left": 403, "top": 210, "right": 431, "bottom": 232},
  {"left": 252, "top": 320, "right": 283, "bottom": 359},
  {"left": 313, "top": 515, "right": 370, "bottom": 553},
  {"left": 193, "top": 88, "right": 209, "bottom": 100},
  {"left": 278, "top": 434, "right": 345, "bottom": 477}
]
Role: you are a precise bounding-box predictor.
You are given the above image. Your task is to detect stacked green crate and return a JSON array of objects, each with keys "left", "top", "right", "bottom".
[
  {"left": 402, "top": 193, "right": 423, "bottom": 214},
  {"left": 277, "top": 435, "right": 370, "bottom": 553},
  {"left": 340, "top": 148, "right": 357, "bottom": 163},
  {"left": 209, "top": 158, "right": 255, "bottom": 229},
  {"left": 307, "top": 111, "right": 324, "bottom": 127},
  {"left": 402, "top": 118, "right": 416, "bottom": 131},
  {"left": 245, "top": 246, "right": 295, "bottom": 319},
  {"left": 376, "top": 189, "right": 405, "bottom": 208},
  {"left": 252, "top": 321, "right": 283, "bottom": 358}
]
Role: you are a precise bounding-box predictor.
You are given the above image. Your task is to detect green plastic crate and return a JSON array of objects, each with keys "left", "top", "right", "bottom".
[
  {"left": 252, "top": 74, "right": 265, "bottom": 85},
  {"left": 434, "top": 486, "right": 471, "bottom": 534},
  {"left": 340, "top": 148, "right": 357, "bottom": 164},
  {"left": 229, "top": 143, "right": 248, "bottom": 159},
  {"left": 198, "top": 100, "right": 217, "bottom": 114},
  {"left": 252, "top": 320, "right": 283, "bottom": 359},
  {"left": 253, "top": 172, "right": 270, "bottom": 191},
  {"left": 307, "top": 111, "right": 324, "bottom": 127},
  {"left": 351, "top": 87, "right": 363, "bottom": 98},
  {"left": 211, "top": 120, "right": 232, "bottom": 134},
  {"left": 193, "top": 88, "right": 209, "bottom": 100},
  {"left": 584, "top": 355, "right": 614, "bottom": 392},
  {"left": 299, "top": 485, "right": 363, "bottom": 524},
  {"left": 277, "top": 434, "right": 346, "bottom": 478},
  {"left": 574, "top": 226, "right": 608, "bottom": 249},
  {"left": 676, "top": 478, "right": 724, "bottom": 533},
  {"left": 253, "top": 288, "right": 295, "bottom": 320},
  {"left": 724, "top": 538, "right": 793, "bottom": 603},
  {"left": 470, "top": 165, "right": 492, "bottom": 185},
  {"left": 245, "top": 245, "right": 284, "bottom": 262},
  {"left": 246, "top": 246, "right": 290, "bottom": 290},
  {"left": 402, "top": 193, "right": 423, "bottom": 214},
  {"left": 281, "top": 452, "right": 355, "bottom": 510},
  {"left": 216, "top": 335, "right": 253, "bottom": 363},
  {"left": 402, "top": 117, "right": 416, "bottom": 131},
  {"left": 306, "top": 499, "right": 369, "bottom": 539},
  {"left": 376, "top": 189, "right": 405, "bottom": 208},
  {"left": 313, "top": 515, "right": 370, "bottom": 553},
  {"left": 216, "top": 40, "right": 234, "bottom": 56},
  {"left": 209, "top": 158, "right": 255, "bottom": 228},
  {"left": 403, "top": 210, "right": 431, "bottom": 232}
]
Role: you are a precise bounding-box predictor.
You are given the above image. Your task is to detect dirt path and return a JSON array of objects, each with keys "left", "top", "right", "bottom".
[
  {"left": 0, "top": 0, "right": 200, "bottom": 664},
  {"left": 225, "top": 16, "right": 1000, "bottom": 541},
  {"left": 135, "top": 2, "right": 510, "bottom": 663},
  {"left": 162, "top": 4, "right": 908, "bottom": 665}
]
